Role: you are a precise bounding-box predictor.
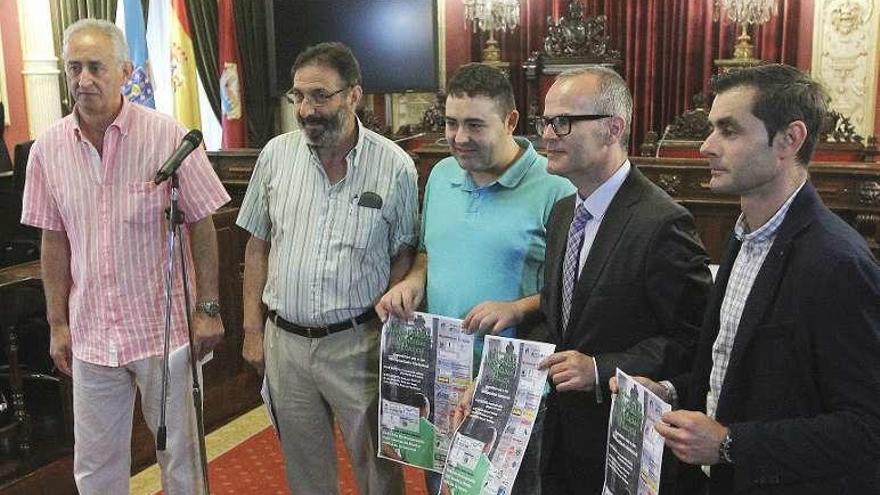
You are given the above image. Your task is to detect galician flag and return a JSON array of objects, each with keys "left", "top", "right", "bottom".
[{"left": 115, "top": 0, "right": 155, "bottom": 108}]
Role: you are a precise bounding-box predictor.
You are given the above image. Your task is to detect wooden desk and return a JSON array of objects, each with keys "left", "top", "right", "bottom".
[
  {"left": 410, "top": 145, "right": 880, "bottom": 263},
  {"left": 209, "top": 149, "right": 260, "bottom": 208},
  {"left": 633, "top": 157, "right": 880, "bottom": 261},
  {"left": 206, "top": 146, "right": 880, "bottom": 263},
  {"left": 0, "top": 260, "right": 40, "bottom": 288},
  {"left": 208, "top": 140, "right": 446, "bottom": 208}
]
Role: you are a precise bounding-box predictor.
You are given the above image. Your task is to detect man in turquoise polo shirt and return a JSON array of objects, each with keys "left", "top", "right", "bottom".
[{"left": 377, "top": 62, "right": 573, "bottom": 495}]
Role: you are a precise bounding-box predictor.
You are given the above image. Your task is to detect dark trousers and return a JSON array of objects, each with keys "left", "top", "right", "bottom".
[
  {"left": 541, "top": 436, "right": 604, "bottom": 495},
  {"left": 540, "top": 401, "right": 607, "bottom": 495}
]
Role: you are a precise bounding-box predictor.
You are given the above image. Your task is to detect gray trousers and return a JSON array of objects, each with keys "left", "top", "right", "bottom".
[
  {"left": 72, "top": 351, "right": 202, "bottom": 495},
  {"left": 264, "top": 318, "right": 404, "bottom": 494}
]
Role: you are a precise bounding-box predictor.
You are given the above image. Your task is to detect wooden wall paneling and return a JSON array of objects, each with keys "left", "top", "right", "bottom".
[
  {"left": 209, "top": 149, "right": 260, "bottom": 208},
  {"left": 205, "top": 147, "right": 880, "bottom": 327}
]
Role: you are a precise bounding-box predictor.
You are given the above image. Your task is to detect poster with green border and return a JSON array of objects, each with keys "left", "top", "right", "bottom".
[
  {"left": 603, "top": 369, "right": 671, "bottom": 495},
  {"left": 440, "top": 336, "right": 555, "bottom": 495},
  {"left": 379, "top": 312, "right": 474, "bottom": 472}
]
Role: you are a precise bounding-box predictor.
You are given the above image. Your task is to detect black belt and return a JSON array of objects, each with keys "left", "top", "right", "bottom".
[{"left": 268, "top": 309, "right": 377, "bottom": 338}]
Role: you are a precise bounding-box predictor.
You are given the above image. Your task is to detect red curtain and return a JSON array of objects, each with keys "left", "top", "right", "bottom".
[{"left": 444, "top": 0, "right": 813, "bottom": 150}]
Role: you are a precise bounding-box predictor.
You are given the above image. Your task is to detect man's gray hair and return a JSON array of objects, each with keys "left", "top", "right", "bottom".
[
  {"left": 557, "top": 66, "right": 633, "bottom": 146},
  {"left": 63, "top": 18, "right": 130, "bottom": 63}
]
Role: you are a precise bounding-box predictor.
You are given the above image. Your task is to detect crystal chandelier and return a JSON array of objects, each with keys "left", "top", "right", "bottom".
[
  {"left": 718, "top": 0, "right": 778, "bottom": 25},
  {"left": 715, "top": 0, "right": 778, "bottom": 60},
  {"left": 464, "top": 0, "right": 520, "bottom": 33},
  {"left": 463, "top": 0, "right": 521, "bottom": 63}
]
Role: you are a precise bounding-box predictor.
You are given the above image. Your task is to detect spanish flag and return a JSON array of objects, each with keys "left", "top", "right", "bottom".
[
  {"left": 170, "top": 0, "right": 200, "bottom": 129},
  {"left": 218, "top": 0, "right": 247, "bottom": 148}
]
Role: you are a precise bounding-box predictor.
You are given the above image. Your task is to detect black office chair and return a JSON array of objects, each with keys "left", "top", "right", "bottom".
[
  {"left": 0, "top": 140, "right": 39, "bottom": 269},
  {"left": 12, "top": 140, "right": 34, "bottom": 198},
  {"left": 0, "top": 282, "right": 66, "bottom": 462}
]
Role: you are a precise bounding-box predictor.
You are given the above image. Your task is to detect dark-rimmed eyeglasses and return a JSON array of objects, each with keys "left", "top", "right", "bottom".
[
  {"left": 536, "top": 114, "right": 612, "bottom": 136},
  {"left": 284, "top": 86, "right": 349, "bottom": 106}
]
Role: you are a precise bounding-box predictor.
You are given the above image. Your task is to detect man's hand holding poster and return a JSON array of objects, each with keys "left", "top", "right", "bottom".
[{"left": 603, "top": 369, "right": 671, "bottom": 495}]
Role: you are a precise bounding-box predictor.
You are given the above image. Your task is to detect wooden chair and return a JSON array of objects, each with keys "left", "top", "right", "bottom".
[
  {"left": 522, "top": 1, "right": 621, "bottom": 136},
  {"left": 0, "top": 277, "right": 41, "bottom": 461},
  {"left": 0, "top": 263, "right": 71, "bottom": 482}
]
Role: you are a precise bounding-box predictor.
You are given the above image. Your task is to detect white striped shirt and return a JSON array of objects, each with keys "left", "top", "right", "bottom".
[
  {"left": 236, "top": 121, "right": 418, "bottom": 326},
  {"left": 20, "top": 98, "right": 230, "bottom": 366}
]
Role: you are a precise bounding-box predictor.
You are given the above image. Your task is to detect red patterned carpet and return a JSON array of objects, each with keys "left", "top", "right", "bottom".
[{"left": 154, "top": 424, "right": 429, "bottom": 494}]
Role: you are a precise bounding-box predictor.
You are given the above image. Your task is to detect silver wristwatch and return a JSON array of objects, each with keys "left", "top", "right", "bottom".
[
  {"left": 718, "top": 432, "right": 735, "bottom": 464},
  {"left": 195, "top": 300, "right": 221, "bottom": 317}
]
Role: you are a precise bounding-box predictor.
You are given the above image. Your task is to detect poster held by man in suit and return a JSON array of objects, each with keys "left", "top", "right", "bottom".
[{"left": 603, "top": 369, "right": 670, "bottom": 495}]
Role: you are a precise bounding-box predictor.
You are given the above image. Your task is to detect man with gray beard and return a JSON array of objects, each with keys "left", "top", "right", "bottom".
[{"left": 237, "top": 42, "right": 418, "bottom": 494}]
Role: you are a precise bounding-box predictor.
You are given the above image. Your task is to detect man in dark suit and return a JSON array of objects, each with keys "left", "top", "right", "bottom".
[
  {"left": 631, "top": 64, "right": 880, "bottom": 494},
  {"left": 535, "top": 67, "right": 712, "bottom": 494}
]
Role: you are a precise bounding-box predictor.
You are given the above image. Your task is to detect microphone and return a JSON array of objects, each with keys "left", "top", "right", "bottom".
[
  {"left": 656, "top": 124, "right": 672, "bottom": 158},
  {"left": 392, "top": 132, "right": 426, "bottom": 144},
  {"left": 153, "top": 130, "right": 203, "bottom": 184}
]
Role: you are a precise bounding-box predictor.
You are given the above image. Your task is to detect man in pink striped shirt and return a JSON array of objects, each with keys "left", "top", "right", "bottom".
[{"left": 20, "top": 19, "right": 229, "bottom": 494}]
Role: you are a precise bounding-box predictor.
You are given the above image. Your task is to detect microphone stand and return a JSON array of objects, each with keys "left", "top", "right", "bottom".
[{"left": 157, "top": 172, "right": 211, "bottom": 494}]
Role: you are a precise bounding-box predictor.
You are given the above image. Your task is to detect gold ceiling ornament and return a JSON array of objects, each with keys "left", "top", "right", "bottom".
[
  {"left": 463, "top": 0, "right": 521, "bottom": 64},
  {"left": 715, "top": 0, "right": 778, "bottom": 60},
  {"left": 713, "top": 0, "right": 778, "bottom": 72}
]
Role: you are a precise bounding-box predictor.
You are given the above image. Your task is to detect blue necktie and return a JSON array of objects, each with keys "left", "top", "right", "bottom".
[{"left": 561, "top": 204, "right": 592, "bottom": 332}]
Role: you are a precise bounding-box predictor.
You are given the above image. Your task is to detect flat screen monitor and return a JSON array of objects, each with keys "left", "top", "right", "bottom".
[{"left": 267, "top": 0, "right": 440, "bottom": 95}]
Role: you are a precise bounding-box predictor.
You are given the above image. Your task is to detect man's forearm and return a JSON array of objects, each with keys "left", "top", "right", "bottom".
[
  {"left": 189, "top": 216, "right": 220, "bottom": 301},
  {"left": 513, "top": 293, "right": 541, "bottom": 323},
  {"left": 389, "top": 246, "right": 422, "bottom": 287},
  {"left": 41, "top": 230, "right": 72, "bottom": 328},
  {"left": 243, "top": 235, "right": 269, "bottom": 334}
]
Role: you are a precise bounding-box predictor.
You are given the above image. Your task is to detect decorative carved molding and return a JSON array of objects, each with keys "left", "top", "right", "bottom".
[
  {"left": 647, "top": 92, "right": 870, "bottom": 158},
  {"left": 633, "top": 157, "right": 880, "bottom": 259},
  {"left": 820, "top": 110, "right": 865, "bottom": 144},
  {"left": 522, "top": 1, "right": 622, "bottom": 135},
  {"left": 813, "top": 0, "right": 878, "bottom": 137},
  {"left": 657, "top": 173, "right": 682, "bottom": 196},
  {"left": 854, "top": 212, "right": 879, "bottom": 253},
  {"left": 666, "top": 94, "right": 713, "bottom": 141},
  {"left": 831, "top": 1, "right": 868, "bottom": 35},
  {"left": 542, "top": 2, "right": 620, "bottom": 61},
  {"left": 859, "top": 180, "right": 880, "bottom": 205},
  {"left": 356, "top": 107, "right": 390, "bottom": 136},
  {"left": 640, "top": 130, "right": 659, "bottom": 157}
]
